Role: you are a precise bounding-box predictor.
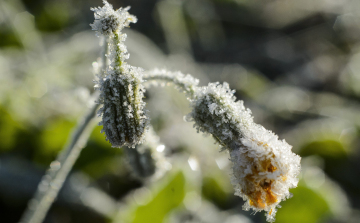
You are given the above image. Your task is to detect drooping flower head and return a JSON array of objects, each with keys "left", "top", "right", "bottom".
[
  {"left": 92, "top": 0, "right": 149, "bottom": 148},
  {"left": 186, "top": 82, "right": 301, "bottom": 222}
]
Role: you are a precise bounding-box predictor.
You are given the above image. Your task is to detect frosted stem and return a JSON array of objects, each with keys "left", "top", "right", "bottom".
[
  {"left": 101, "top": 36, "right": 109, "bottom": 68},
  {"left": 19, "top": 98, "right": 100, "bottom": 223},
  {"left": 143, "top": 69, "right": 200, "bottom": 99},
  {"left": 114, "top": 32, "right": 123, "bottom": 69}
]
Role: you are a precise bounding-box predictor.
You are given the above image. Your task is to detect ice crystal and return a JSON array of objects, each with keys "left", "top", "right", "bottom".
[
  {"left": 90, "top": 0, "right": 137, "bottom": 37},
  {"left": 186, "top": 82, "right": 301, "bottom": 222},
  {"left": 92, "top": 0, "right": 149, "bottom": 148}
]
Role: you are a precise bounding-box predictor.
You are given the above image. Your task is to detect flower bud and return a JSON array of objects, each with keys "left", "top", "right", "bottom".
[
  {"left": 124, "top": 127, "right": 170, "bottom": 179},
  {"left": 124, "top": 146, "right": 156, "bottom": 178},
  {"left": 185, "top": 82, "right": 251, "bottom": 149},
  {"left": 96, "top": 66, "right": 149, "bottom": 148},
  {"left": 186, "top": 82, "right": 301, "bottom": 222},
  {"left": 92, "top": 0, "right": 149, "bottom": 148},
  {"left": 90, "top": 0, "right": 137, "bottom": 37}
]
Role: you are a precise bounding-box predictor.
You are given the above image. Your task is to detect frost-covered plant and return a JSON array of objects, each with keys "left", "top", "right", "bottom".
[
  {"left": 21, "top": 1, "right": 301, "bottom": 223},
  {"left": 90, "top": 0, "right": 137, "bottom": 37},
  {"left": 92, "top": 0, "right": 149, "bottom": 148},
  {"left": 186, "top": 82, "right": 301, "bottom": 222}
]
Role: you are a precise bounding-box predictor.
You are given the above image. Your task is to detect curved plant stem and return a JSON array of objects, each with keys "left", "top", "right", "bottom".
[
  {"left": 143, "top": 70, "right": 199, "bottom": 99},
  {"left": 19, "top": 69, "right": 196, "bottom": 223},
  {"left": 19, "top": 96, "right": 100, "bottom": 223}
]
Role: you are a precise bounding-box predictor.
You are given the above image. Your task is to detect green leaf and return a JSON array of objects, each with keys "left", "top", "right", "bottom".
[
  {"left": 132, "top": 172, "right": 185, "bottom": 223},
  {"left": 0, "top": 107, "right": 23, "bottom": 151},
  {"left": 35, "top": 1, "right": 70, "bottom": 32},
  {"left": 275, "top": 184, "right": 331, "bottom": 223},
  {"left": 71, "top": 125, "right": 123, "bottom": 178},
  {"left": 89, "top": 125, "right": 113, "bottom": 148},
  {"left": 202, "top": 176, "right": 231, "bottom": 209},
  {"left": 36, "top": 118, "right": 75, "bottom": 164},
  {"left": 300, "top": 140, "right": 347, "bottom": 160}
]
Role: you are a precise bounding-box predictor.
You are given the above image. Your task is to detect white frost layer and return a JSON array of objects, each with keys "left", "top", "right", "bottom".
[
  {"left": 95, "top": 65, "right": 149, "bottom": 148},
  {"left": 143, "top": 69, "right": 199, "bottom": 97},
  {"left": 90, "top": 0, "right": 137, "bottom": 37},
  {"left": 186, "top": 82, "right": 301, "bottom": 222},
  {"left": 92, "top": 1, "right": 149, "bottom": 149}
]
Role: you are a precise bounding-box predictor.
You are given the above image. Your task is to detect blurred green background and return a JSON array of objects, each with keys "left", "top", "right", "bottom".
[{"left": 1, "top": 0, "right": 360, "bottom": 222}]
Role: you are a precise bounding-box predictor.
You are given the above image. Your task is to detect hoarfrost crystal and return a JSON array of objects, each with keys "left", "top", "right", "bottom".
[
  {"left": 186, "top": 82, "right": 301, "bottom": 222},
  {"left": 96, "top": 66, "right": 149, "bottom": 148},
  {"left": 92, "top": 0, "right": 149, "bottom": 148},
  {"left": 90, "top": 0, "right": 137, "bottom": 37},
  {"left": 143, "top": 69, "right": 199, "bottom": 97}
]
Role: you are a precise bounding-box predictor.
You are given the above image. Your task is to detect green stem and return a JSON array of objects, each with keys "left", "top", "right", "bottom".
[
  {"left": 19, "top": 98, "right": 100, "bottom": 223},
  {"left": 114, "top": 32, "right": 123, "bottom": 70},
  {"left": 143, "top": 72, "right": 198, "bottom": 100},
  {"left": 113, "top": 31, "right": 141, "bottom": 138}
]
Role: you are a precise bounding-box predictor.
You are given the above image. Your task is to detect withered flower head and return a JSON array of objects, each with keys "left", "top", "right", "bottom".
[{"left": 186, "top": 82, "right": 301, "bottom": 222}]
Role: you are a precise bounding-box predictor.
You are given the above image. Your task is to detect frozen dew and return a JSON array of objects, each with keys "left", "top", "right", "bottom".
[
  {"left": 49, "top": 161, "right": 61, "bottom": 171},
  {"left": 215, "top": 155, "right": 230, "bottom": 170},
  {"left": 188, "top": 156, "right": 199, "bottom": 171},
  {"left": 156, "top": 145, "right": 165, "bottom": 152}
]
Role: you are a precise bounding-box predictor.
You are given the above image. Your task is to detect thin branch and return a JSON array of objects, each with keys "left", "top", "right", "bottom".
[{"left": 19, "top": 95, "right": 100, "bottom": 223}]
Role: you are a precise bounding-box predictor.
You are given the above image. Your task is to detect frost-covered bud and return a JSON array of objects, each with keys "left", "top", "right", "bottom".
[
  {"left": 186, "top": 82, "right": 301, "bottom": 222},
  {"left": 230, "top": 125, "right": 301, "bottom": 222},
  {"left": 96, "top": 66, "right": 149, "bottom": 148},
  {"left": 92, "top": 1, "right": 149, "bottom": 148},
  {"left": 124, "top": 146, "right": 156, "bottom": 178},
  {"left": 185, "top": 82, "right": 252, "bottom": 149},
  {"left": 90, "top": 0, "right": 137, "bottom": 37},
  {"left": 124, "top": 127, "right": 170, "bottom": 179}
]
